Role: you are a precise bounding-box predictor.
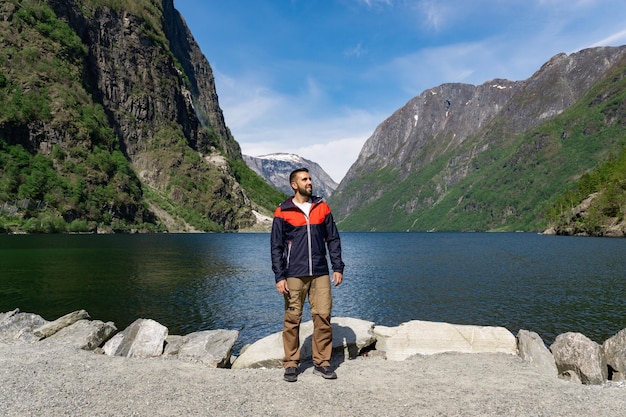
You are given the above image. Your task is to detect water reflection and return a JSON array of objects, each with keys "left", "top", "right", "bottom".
[{"left": 2, "top": 232, "right": 626, "bottom": 352}]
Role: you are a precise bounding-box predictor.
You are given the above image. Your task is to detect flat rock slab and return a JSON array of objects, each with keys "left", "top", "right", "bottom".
[
  {"left": 374, "top": 320, "right": 518, "bottom": 360},
  {"left": 33, "top": 310, "right": 90, "bottom": 339},
  {"left": 43, "top": 319, "right": 117, "bottom": 350}
]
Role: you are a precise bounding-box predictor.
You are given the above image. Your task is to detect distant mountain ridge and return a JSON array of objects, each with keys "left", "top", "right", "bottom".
[
  {"left": 243, "top": 153, "right": 338, "bottom": 198},
  {"left": 329, "top": 45, "right": 626, "bottom": 232}
]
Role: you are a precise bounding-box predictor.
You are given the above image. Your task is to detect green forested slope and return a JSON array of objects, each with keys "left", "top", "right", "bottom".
[
  {"left": 0, "top": 1, "right": 152, "bottom": 232},
  {"left": 0, "top": 0, "right": 284, "bottom": 233}
]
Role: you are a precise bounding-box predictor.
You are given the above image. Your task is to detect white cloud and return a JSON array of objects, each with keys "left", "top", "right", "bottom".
[
  {"left": 215, "top": 70, "right": 382, "bottom": 182},
  {"left": 588, "top": 28, "right": 626, "bottom": 48},
  {"left": 344, "top": 42, "right": 367, "bottom": 58},
  {"left": 213, "top": 70, "right": 283, "bottom": 127},
  {"left": 295, "top": 136, "right": 369, "bottom": 183},
  {"left": 235, "top": 106, "right": 380, "bottom": 182},
  {"left": 369, "top": 41, "right": 510, "bottom": 96},
  {"left": 535, "top": 0, "right": 596, "bottom": 8},
  {"left": 358, "top": 0, "right": 393, "bottom": 8},
  {"left": 417, "top": 0, "right": 452, "bottom": 31},
  {"left": 305, "top": 76, "right": 325, "bottom": 101},
  {"left": 370, "top": 5, "right": 626, "bottom": 97}
]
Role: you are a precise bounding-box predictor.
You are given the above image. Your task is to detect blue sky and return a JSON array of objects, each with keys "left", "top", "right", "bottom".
[{"left": 174, "top": 0, "right": 626, "bottom": 182}]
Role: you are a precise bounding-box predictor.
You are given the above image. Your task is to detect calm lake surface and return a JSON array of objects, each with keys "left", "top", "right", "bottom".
[{"left": 1, "top": 232, "right": 626, "bottom": 353}]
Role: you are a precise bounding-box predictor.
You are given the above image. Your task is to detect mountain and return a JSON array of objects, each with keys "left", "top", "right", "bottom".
[
  {"left": 0, "top": 0, "right": 283, "bottom": 233},
  {"left": 5, "top": 2, "right": 625, "bottom": 235},
  {"left": 329, "top": 46, "right": 626, "bottom": 233},
  {"left": 243, "top": 153, "right": 338, "bottom": 198}
]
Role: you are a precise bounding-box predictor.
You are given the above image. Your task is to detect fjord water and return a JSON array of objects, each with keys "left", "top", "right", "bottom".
[{"left": 1, "top": 232, "right": 626, "bottom": 353}]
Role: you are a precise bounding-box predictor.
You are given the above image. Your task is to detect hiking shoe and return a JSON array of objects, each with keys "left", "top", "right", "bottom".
[
  {"left": 283, "top": 366, "right": 298, "bottom": 382},
  {"left": 313, "top": 366, "right": 337, "bottom": 379}
]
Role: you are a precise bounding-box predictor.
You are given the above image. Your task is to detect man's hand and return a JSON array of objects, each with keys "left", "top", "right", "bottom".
[
  {"left": 276, "top": 279, "right": 289, "bottom": 295},
  {"left": 332, "top": 272, "right": 343, "bottom": 287}
]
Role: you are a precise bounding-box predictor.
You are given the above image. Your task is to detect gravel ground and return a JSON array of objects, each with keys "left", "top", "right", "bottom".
[{"left": 1, "top": 342, "right": 625, "bottom": 417}]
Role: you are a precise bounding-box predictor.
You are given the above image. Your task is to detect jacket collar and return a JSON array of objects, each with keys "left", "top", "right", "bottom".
[{"left": 280, "top": 195, "right": 323, "bottom": 210}]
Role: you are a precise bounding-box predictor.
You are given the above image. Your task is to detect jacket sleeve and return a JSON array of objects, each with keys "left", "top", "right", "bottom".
[
  {"left": 324, "top": 210, "right": 345, "bottom": 274},
  {"left": 270, "top": 208, "right": 287, "bottom": 283}
]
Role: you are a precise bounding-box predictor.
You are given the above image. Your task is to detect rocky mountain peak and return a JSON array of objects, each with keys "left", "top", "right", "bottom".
[{"left": 244, "top": 153, "right": 338, "bottom": 198}]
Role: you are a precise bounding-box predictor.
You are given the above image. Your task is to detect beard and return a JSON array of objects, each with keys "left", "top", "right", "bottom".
[{"left": 297, "top": 184, "right": 313, "bottom": 198}]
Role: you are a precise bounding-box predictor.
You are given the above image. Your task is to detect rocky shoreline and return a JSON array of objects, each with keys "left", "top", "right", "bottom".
[
  {"left": 3, "top": 309, "right": 626, "bottom": 416},
  {"left": 3, "top": 308, "right": 626, "bottom": 386}
]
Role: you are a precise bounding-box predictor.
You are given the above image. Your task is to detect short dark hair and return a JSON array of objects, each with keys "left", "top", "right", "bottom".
[{"left": 289, "top": 168, "right": 309, "bottom": 184}]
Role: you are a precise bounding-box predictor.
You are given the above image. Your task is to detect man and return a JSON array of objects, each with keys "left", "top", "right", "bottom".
[{"left": 271, "top": 168, "right": 345, "bottom": 382}]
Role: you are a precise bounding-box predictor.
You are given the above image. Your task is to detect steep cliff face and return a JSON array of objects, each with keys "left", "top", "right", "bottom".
[
  {"left": 347, "top": 79, "right": 519, "bottom": 182},
  {"left": 333, "top": 79, "right": 520, "bottom": 222},
  {"left": 1, "top": 0, "right": 257, "bottom": 232},
  {"left": 331, "top": 46, "right": 626, "bottom": 231},
  {"left": 46, "top": 0, "right": 239, "bottom": 158},
  {"left": 244, "top": 153, "right": 338, "bottom": 198},
  {"left": 161, "top": 0, "right": 239, "bottom": 158}
]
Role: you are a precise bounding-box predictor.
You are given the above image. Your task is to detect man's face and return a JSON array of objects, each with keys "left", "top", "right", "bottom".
[{"left": 292, "top": 171, "right": 313, "bottom": 197}]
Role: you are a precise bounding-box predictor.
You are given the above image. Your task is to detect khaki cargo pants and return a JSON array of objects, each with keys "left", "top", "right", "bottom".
[{"left": 282, "top": 274, "right": 332, "bottom": 368}]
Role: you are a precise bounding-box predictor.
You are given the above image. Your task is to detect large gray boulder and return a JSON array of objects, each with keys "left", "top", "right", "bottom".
[
  {"left": 373, "top": 320, "right": 518, "bottom": 361},
  {"left": 166, "top": 329, "right": 239, "bottom": 368},
  {"left": 0, "top": 309, "right": 48, "bottom": 343},
  {"left": 550, "top": 332, "right": 607, "bottom": 384},
  {"left": 231, "top": 317, "right": 376, "bottom": 369},
  {"left": 43, "top": 319, "right": 117, "bottom": 350},
  {"left": 517, "top": 329, "right": 558, "bottom": 376},
  {"left": 103, "top": 318, "right": 168, "bottom": 358},
  {"left": 602, "top": 328, "right": 626, "bottom": 381}
]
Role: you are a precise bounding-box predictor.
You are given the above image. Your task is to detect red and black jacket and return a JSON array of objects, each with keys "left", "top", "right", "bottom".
[{"left": 271, "top": 196, "right": 344, "bottom": 283}]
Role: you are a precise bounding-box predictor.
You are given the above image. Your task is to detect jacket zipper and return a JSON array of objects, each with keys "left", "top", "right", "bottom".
[
  {"left": 306, "top": 213, "right": 312, "bottom": 275},
  {"left": 286, "top": 241, "right": 292, "bottom": 269}
]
